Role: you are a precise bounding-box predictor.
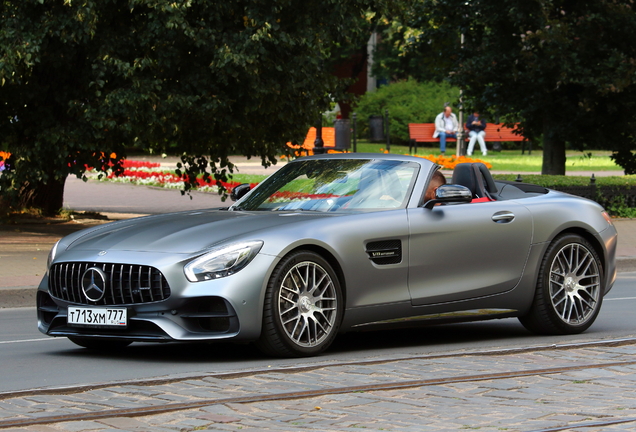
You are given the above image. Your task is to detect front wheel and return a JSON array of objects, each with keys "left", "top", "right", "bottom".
[
  {"left": 256, "top": 251, "right": 343, "bottom": 357},
  {"left": 519, "top": 234, "right": 603, "bottom": 335}
]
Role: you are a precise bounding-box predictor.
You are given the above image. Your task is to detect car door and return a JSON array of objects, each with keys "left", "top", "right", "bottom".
[{"left": 407, "top": 200, "right": 533, "bottom": 306}]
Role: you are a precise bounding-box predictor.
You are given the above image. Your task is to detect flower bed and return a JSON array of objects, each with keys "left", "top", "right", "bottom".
[
  {"left": 281, "top": 151, "right": 491, "bottom": 170},
  {"left": 89, "top": 154, "right": 491, "bottom": 194},
  {"left": 0, "top": 151, "right": 10, "bottom": 172},
  {"left": 412, "top": 154, "right": 492, "bottom": 170},
  {"left": 88, "top": 159, "right": 257, "bottom": 193}
]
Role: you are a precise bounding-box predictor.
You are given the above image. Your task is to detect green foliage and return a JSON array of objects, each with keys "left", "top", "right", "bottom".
[
  {"left": 353, "top": 80, "right": 459, "bottom": 143},
  {"left": 605, "top": 195, "right": 636, "bottom": 218},
  {"left": 493, "top": 174, "right": 636, "bottom": 216},
  {"left": 384, "top": 0, "right": 636, "bottom": 175},
  {"left": 610, "top": 149, "right": 636, "bottom": 175},
  {"left": 0, "top": 0, "right": 381, "bottom": 214}
]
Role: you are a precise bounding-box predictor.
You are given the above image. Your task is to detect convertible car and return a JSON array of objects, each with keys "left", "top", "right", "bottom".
[{"left": 37, "top": 154, "right": 617, "bottom": 357}]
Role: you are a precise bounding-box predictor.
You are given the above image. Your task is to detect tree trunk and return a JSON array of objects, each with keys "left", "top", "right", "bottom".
[
  {"left": 541, "top": 116, "right": 566, "bottom": 175},
  {"left": 17, "top": 175, "right": 66, "bottom": 216}
]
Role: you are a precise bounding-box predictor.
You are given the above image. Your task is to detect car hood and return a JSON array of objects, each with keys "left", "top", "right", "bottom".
[{"left": 63, "top": 209, "right": 331, "bottom": 254}]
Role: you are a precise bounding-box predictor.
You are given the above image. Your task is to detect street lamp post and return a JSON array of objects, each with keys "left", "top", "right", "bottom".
[
  {"left": 314, "top": 118, "right": 325, "bottom": 154},
  {"left": 352, "top": 112, "right": 357, "bottom": 153},
  {"left": 384, "top": 109, "right": 390, "bottom": 152},
  {"left": 456, "top": 33, "right": 465, "bottom": 157},
  {"left": 456, "top": 103, "right": 464, "bottom": 156}
]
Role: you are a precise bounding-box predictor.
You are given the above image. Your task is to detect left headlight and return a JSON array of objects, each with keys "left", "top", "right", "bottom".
[{"left": 184, "top": 240, "right": 263, "bottom": 282}]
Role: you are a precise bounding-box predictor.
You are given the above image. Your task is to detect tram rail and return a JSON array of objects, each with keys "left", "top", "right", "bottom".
[{"left": 1, "top": 338, "right": 636, "bottom": 430}]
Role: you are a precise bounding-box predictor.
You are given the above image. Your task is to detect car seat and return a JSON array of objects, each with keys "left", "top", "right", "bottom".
[{"left": 451, "top": 163, "right": 498, "bottom": 201}]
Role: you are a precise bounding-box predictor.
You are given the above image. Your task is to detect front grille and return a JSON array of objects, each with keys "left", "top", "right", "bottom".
[{"left": 49, "top": 262, "right": 171, "bottom": 305}]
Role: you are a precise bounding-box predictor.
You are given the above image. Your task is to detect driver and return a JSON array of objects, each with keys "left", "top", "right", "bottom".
[{"left": 424, "top": 170, "right": 447, "bottom": 202}]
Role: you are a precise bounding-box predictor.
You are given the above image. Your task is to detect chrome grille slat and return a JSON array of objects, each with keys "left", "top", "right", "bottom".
[
  {"left": 48, "top": 262, "right": 171, "bottom": 306},
  {"left": 147, "top": 267, "right": 154, "bottom": 302},
  {"left": 109, "top": 265, "right": 115, "bottom": 305},
  {"left": 136, "top": 265, "right": 142, "bottom": 303},
  {"left": 119, "top": 264, "right": 125, "bottom": 304},
  {"left": 127, "top": 265, "right": 134, "bottom": 303}
]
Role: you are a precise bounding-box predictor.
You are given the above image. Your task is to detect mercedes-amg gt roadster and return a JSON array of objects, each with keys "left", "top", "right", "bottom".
[{"left": 37, "top": 154, "right": 617, "bottom": 357}]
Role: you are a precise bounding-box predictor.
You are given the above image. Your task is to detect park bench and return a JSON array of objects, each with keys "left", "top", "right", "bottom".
[
  {"left": 287, "top": 126, "right": 350, "bottom": 156},
  {"left": 408, "top": 123, "right": 531, "bottom": 154}
]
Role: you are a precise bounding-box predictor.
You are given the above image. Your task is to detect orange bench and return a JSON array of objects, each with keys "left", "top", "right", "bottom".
[
  {"left": 287, "top": 127, "right": 350, "bottom": 156},
  {"left": 408, "top": 123, "right": 531, "bottom": 154}
]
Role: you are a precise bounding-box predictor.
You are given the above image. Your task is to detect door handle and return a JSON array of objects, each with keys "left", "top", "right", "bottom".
[{"left": 492, "top": 211, "right": 515, "bottom": 223}]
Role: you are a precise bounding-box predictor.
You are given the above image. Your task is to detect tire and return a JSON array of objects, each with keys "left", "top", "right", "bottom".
[
  {"left": 519, "top": 233, "right": 603, "bottom": 335},
  {"left": 256, "top": 251, "right": 343, "bottom": 357},
  {"left": 68, "top": 337, "right": 132, "bottom": 350}
]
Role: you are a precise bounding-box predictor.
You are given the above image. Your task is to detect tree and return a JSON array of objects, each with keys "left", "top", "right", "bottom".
[
  {"left": 0, "top": 0, "right": 379, "bottom": 215},
  {"left": 378, "top": 0, "right": 636, "bottom": 174},
  {"left": 353, "top": 79, "right": 458, "bottom": 143}
]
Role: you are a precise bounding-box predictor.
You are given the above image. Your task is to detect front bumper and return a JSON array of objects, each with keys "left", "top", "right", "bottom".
[{"left": 37, "top": 253, "right": 276, "bottom": 343}]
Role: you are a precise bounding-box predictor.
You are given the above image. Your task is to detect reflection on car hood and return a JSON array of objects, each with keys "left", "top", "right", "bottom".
[{"left": 65, "top": 209, "right": 330, "bottom": 254}]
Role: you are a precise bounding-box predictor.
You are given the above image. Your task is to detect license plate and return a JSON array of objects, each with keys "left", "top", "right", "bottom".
[{"left": 68, "top": 306, "right": 127, "bottom": 328}]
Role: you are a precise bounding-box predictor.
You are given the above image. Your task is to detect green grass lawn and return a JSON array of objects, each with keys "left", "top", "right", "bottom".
[{"left": 352, "top": 141, "right": 621, "bottom": 172}]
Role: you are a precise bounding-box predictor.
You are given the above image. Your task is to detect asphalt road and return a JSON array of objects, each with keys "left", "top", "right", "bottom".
[
  {"left": 2, "top": 272, "right": 635, "bottom": 394},
  {"left": 64, "top": 176, "right": 227, "bottom": 215}
]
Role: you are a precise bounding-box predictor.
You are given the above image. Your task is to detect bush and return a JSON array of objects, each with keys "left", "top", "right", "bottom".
[
  {"left": 492, "top": 174, "right": 636, "bottom": 187},
  {"left": 492, "top": 174, "right": 636, "bottom": 216},
  {"left": 353, "top": 80, "right": 459, "bottom": 144}
]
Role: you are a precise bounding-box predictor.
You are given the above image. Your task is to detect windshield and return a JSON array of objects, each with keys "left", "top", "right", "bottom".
[{"left": 234, "top": 159, "right": 419, "bottom": 212}]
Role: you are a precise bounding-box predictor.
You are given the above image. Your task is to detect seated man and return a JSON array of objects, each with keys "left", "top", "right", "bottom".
[{"left": 433, "top": 106, "right": 458, "bottom": 155}]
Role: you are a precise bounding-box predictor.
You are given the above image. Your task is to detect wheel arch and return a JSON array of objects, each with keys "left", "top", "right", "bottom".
[
  {"left": 284, "top": 244, "right": 348, "bottom": 305},
  {"left": 550, "top": 227, "right": 606, "bottom": 276}
]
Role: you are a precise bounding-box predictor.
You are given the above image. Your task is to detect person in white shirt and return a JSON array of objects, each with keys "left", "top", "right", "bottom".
[{"left": 432, "top": 106, "right": 458, "bottom": 155}]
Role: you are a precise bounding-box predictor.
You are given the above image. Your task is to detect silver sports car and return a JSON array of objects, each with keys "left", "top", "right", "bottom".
[{"left": 37, "top": 154, "right": 617, "bottom": 357}]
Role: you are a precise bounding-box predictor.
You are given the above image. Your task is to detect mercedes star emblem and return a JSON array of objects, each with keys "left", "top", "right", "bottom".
[{"left": 81, "top": 267, "right": 108, "bottom": 302}]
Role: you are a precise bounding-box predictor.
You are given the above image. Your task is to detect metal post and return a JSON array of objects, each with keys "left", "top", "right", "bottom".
[
  {"left": 456, "top": 33, "right": 465, "bottom": 157},
  {"left": 314, "top": 118, "right": 325, "bottom": 154},
  {"left": 385, "top": 109, "right": 391, "bottom": 152},
  {"left": 457, "top": 105, "right": 463, "bottom": 157},
  {"left": 352, "top": 112, "right": 357, "bottom": 153}
]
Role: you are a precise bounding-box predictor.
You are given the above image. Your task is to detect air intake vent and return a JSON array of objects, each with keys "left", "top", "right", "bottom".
[
  {"left": 366, "top": 240, "right": 402, "bottom": 265},
  {"left": 49, "top": 262, "right": 171, "bottom": 305}
]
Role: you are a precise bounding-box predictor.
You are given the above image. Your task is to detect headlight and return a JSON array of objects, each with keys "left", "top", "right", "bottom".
[
  {"left": 184, "top": 240, "right": 263, "bottom": 282},
  {"left": 47, "top": 241, "right": 60, "bottom": 269}
]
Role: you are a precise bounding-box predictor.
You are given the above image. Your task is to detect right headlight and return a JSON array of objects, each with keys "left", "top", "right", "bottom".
[{"left": 183, "top": 240, "right": 263, "bottom": 282}]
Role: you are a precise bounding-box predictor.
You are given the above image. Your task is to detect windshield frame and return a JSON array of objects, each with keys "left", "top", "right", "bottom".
[{"left": 231, "top": 157, "right": 421, "bottom": 213}]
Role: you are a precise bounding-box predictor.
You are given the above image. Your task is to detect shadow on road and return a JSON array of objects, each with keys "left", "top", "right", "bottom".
[{"left": 42, "top": 319, "right": 534, "bottom": 364}]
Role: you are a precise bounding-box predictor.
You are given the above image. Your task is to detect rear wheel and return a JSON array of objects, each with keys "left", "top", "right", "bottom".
[
  {"left": 68, "top": 337, "right": 132, "bottom": 350},
  {"left": 519, "top": 234, "right": 603, "bottom": 334},
  {"left": 256, "top": 251, "right": 343, "bottom": 357}
]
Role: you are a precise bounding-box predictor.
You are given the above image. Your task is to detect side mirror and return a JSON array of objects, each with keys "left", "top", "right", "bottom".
[
  {"left": 230, "top": 183, "right": 251, "bottom": 201},
  {"left": 424, "top": 184, "right": 473, "bottom": 209}
]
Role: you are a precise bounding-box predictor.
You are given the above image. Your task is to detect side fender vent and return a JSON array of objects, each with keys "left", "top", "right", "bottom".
[{"left": 366, "top": 240, "right": 402, "bottom": 265}]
